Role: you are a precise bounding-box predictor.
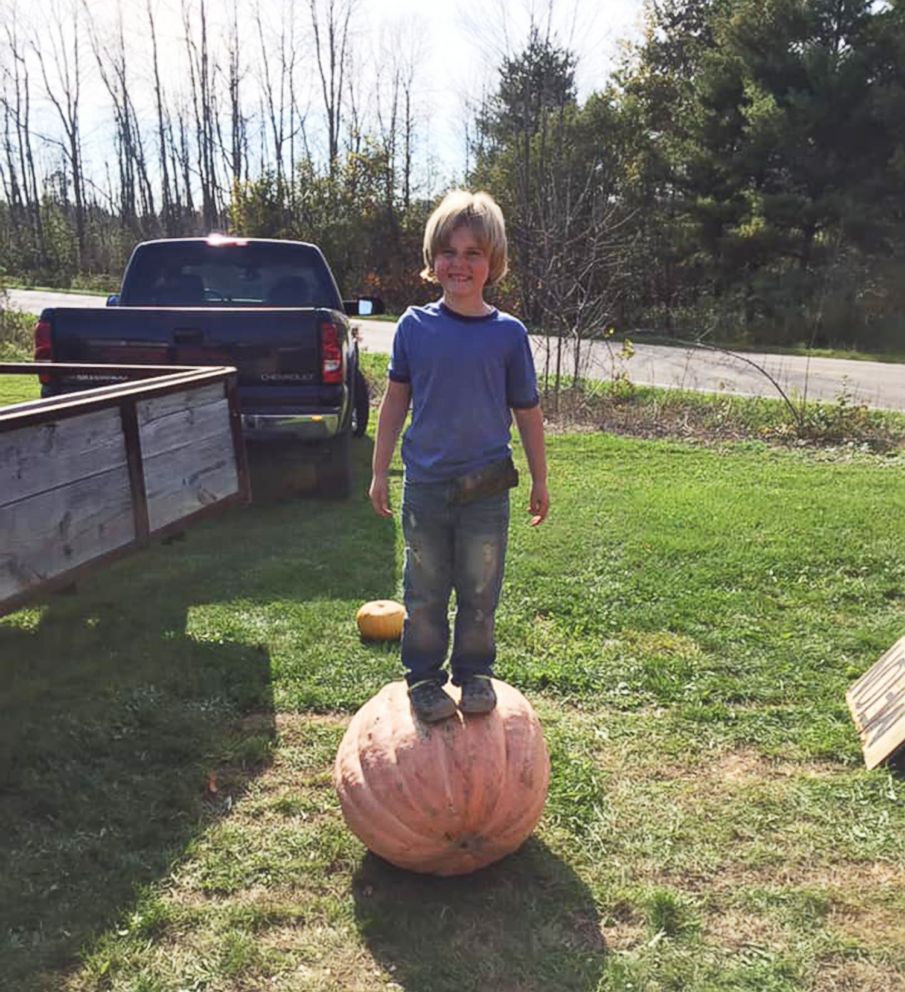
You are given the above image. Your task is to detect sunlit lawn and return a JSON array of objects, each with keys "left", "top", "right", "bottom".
[{"left": 1, "top": 371, "right": 904, "bottom": 991}]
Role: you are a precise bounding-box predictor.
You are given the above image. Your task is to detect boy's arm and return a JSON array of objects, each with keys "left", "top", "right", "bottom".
[
  {"left": 369, "top": 379, "right": 412, "bottom": 517},
  {"left": 513, "top": 404, "right": 549, "bottom": 526}
]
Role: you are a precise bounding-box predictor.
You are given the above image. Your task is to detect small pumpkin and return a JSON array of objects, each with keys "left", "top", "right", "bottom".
[
  {"left": 356, "top": 599, "right": 406, "bottom": 641},
  {"left": 333, "top": 679, "right": 550, "bottom": 875}
]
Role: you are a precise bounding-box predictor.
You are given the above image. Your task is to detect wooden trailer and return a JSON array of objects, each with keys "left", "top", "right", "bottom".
[{"left": 0, "top": 362, "right": 250, "bottom": 618}]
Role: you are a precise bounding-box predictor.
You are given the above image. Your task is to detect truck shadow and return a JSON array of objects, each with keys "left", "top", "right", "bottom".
[
  {"left": 0, "top": 435, "right": 394, "bottom": 987},
  {"left": 352, "top": 840, "right": 607, "bottom": 992},
  {"left": 245, "top": 438, "right": 328, "bottom": 501},
  {"left": 245, "top": 435, "right": 362, "bottom": 502}
]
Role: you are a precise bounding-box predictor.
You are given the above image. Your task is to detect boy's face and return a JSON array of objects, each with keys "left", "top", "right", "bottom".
[{"left": 434, "top": 225, "right": 490, "bottom": 312}]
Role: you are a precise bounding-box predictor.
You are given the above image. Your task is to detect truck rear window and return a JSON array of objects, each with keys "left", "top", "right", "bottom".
[{"left": 120, "top": 241, "right": 342, "bottom": 309}]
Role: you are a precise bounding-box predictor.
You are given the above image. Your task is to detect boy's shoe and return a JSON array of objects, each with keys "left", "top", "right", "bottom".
[
  {"left": 459, "top": 675, "right": 497, "bottom": 715},
  {"left": 408, "top": 680, "right": 457, "bottom": 723}
]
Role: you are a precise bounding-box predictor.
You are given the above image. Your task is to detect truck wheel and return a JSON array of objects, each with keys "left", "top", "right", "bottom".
[
  {"left": 316, "top": 432, "right": 352, "bottom": 499},
  {"left": 352, "top": 367, "right": 370, "bottom": 437}
]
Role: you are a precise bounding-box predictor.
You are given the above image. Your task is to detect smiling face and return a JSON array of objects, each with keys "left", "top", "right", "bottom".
[{"left": 433, "top": 225, "right": 491, "bottom": 315}]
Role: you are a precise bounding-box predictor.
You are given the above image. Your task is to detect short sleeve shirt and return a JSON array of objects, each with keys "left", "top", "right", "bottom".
[{"left": 388, "top": 301, "right": 538, "bottom": 482}]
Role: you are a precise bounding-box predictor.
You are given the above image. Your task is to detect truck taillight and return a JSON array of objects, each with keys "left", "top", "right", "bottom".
[
  {"left": 34, "top": 319, "right": 53, "bottom": 384},
  {"left": 320, "top": 320, "right": 344, "bottom": 384}
]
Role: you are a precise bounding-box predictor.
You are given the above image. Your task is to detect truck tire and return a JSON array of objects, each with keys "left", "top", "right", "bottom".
[
  {"left": 352, "top": 366, "right": 370, "bottom": 437},
  {"left": 316, "top": 432, "right": 352, "bottom": 499}
]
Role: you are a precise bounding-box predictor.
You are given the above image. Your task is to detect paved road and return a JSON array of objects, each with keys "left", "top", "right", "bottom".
[
  {"left": 352, "top": 318, "right": 904, "bottom": 413},
  {"left": 9, "top": 289, "right": 903, "bottom": 411}
]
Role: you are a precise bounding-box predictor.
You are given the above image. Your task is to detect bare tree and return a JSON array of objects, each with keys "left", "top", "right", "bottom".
[
  {"left": 254, "top": 0, "right": 302, "bottom": 186},
  {"left": 182, "top": 0, "right": 221, "bottom": 229},
  {"left": 374, "top": 20, "right": 420, "bottom": 211},
  {"left": 31, "top": 0, "right": 87, "bottom": 265},
  {"left": 0, "top": 5, "right": 45, "bottom": 262},
  {"left": 522, "top": 167, "right": 633, "bottom": 404},
  {"left": 83, "top": 1, "right": 157, "bottom": 235},
  {"left": 221, "top": 0, "right": 248, "bottom": 194},
  {"left": 399, "top": 54, "right": 416, "bottom": 211},
  {"left": 344, "top": 45, "right": 363, "bottom": 161},
  {"left": 309, "top": 0, "right": 356, "bottom": 176},
  {"left": 147, "top": 0, "right": 177, "bottom": 234},
  {"left": 174, "top": 105, "right": 196, "bottom": 222}
]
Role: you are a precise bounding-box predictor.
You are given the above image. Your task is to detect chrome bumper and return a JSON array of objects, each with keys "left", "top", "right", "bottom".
[{"left": 241, "top": 412, "right": 340, "bottom": 439}]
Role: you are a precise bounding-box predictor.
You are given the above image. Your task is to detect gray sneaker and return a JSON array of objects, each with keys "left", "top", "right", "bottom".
[
  {"left": 459, "top": 675, "right": 497, "bottom": 714},
  {"left": 408, "top": 680, "right": 457, "bottom": 723}
]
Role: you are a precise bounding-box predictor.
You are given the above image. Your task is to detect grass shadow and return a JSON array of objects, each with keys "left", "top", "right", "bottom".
[
  {"left": 0, "top": 611, "right": 275, "bottom": 989},
  {"left": 352, "top": 839, "right": 606, "bottom": 992},
  {"left": 0, "top": 435, "right": 396, "bottom": 988},
  {"left": 245, "top": 438, "right": 322, "bottom": 502}
]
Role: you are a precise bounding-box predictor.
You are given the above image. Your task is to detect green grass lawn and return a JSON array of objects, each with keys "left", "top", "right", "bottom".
[
  {"left": 1, "top": 420, "right": 903, "bottom": 991},
  {"left": 0, "top": 374, "right": 41, "bottom": 406}
]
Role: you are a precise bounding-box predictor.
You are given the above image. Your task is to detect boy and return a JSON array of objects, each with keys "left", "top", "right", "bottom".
[{"left": 368, "top": 190, "right": 549, "bottom": 722}]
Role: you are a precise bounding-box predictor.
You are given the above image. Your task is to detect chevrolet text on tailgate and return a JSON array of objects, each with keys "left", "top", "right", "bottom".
[{"left": 34, "top": 236, "right": 382, "bottom": 497}]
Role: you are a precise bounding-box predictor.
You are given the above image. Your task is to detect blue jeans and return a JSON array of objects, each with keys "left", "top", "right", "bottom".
[{"left": 400, "top": 478, "right": 510, "bottom": 687}]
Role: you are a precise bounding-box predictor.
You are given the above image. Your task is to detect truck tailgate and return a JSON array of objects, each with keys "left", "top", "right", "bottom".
[{"left": 49, "top": 307, "right": 325, "bottom": 387}]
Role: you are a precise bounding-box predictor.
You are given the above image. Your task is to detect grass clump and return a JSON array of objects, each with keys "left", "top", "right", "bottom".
[
  {"left": 542, "top": 377, "right": 905, "bottom": 452},
  {"left": 0, "top": 292, "right": 34, "bottom": 361},
  {"left": 643, "top": 887, "right": 701, "bottom": 940}
]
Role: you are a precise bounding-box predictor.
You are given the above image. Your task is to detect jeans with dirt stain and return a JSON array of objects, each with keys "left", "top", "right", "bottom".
[{"left": 400, "top": 478, "right": 510, "bottom": 687}]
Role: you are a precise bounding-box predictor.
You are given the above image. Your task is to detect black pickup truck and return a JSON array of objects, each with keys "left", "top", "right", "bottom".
[{"left": 34, "top": 236, "right": 381, "bottom": 496}]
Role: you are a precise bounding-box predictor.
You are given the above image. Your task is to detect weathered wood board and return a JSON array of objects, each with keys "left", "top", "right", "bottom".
[
  {"left": 1, "top": 469, "right": 136, "bottom": 601},
  {"left": 143, "top": 432, "right": 240, "bottom": 531},
  {"left": 1, "top": 407, "right": 134, "bottom": 602},
  {"left": 0, "top": 365, "right": 248, "bottom": 616},
  {"left": 846, "top": 636, "right": 905, "bottom": 769},
  {"left": 137, "top": 383, "right": 239, "bottom": 531},
  {"left": 0, "top": 406, "right": 128, "bottom": 507}
]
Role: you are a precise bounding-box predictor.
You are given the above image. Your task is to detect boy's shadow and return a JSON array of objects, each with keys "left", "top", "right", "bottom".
[
  {"left": 352, "top": 839, "right": 606, "bottom": 992},
  {"left": 0, "top": 437, "right": 395, "bottom": 987}
]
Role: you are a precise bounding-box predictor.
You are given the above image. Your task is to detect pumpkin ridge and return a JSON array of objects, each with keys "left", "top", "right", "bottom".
[
  {"left": 430, "top": 711, "right": 464, "bottom": 841},
  {"left": 478, "top": 691, "right": 517, "bottom": 839},
  {"left": 458, "top": 686, "right": 509, "bottom": 837},
  {"left": 361, "top": 685, "right": 465, "bottom": 853},
  {"left": 481, "top": 688, "right": 548, "bottom": 840},
  {"left": 337, "top": 704, "right": 435, "bottom": 853},
  {"left": 383, "top": 680, "right": 456, "bottom": 841},
  {"left": 461, "top": 704, "right": 506, "bottom": 830},
  {"left": 365, "top": 692, "right": 465, "bottom": 855}
]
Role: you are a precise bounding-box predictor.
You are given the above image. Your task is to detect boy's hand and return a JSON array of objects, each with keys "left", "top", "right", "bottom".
[
  {"left": 369, "top": 474, "right": 393, "bottom": 517},
  {"left": 528, "top": 481, "right": 550, "bottom": 526}
]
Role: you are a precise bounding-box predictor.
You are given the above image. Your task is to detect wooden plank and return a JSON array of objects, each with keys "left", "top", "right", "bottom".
[
  {"left": 846, "top": 636, "right": 905, "bottom": 769},
  {"left": 0, "top": 366, "right": 228, "bottom": 427},
  {"left": 0, "top": 408, "right": 127, "bottom": 509},
  {"left": 143, "top": 430, "right": 240, "bottom": 532},
  {"left": 0, "top": 466, "right": 135, "bottom": 600},
  {"left": 136, "top": 382, "right": 225, "bottom": 430},
  {"left": 138, "top": 397, "right": 232, "bottom": 459}
]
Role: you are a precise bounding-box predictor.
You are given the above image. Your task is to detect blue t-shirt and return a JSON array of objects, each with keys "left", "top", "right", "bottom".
[{"left": 388, "top": 301, "right": 539, "bottom": 483}]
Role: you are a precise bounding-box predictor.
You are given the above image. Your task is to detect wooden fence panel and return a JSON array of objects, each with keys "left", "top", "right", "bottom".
[
  {"left": 0, "top": 364, "right": 249, "bottom": 617},
  {"left": 1, "top": 468, "right": 135, "bottom": 601},
  {"left": 137, "top": 383, "right": 240, "bottom": 530},
  {"left": 143, "top": 431, "right": 240, "bottom": 531},
  {"left": 0, "top": 407, "right": 127, "bottom": 507}
]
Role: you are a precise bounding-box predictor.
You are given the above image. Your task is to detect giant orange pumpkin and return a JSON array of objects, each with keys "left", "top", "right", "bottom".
[
  {"left": 333, "top": 679, "right": 549, "bottom": 875},
  {"left": 356, "top": 600, "right": 406, "bottom": 641}
]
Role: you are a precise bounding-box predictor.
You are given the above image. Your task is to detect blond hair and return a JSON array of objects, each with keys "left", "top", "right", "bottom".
[{"left": 421, "top": 190, "right": 509, "bottom": 286}]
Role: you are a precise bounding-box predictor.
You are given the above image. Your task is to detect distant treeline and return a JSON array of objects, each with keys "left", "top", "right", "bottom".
[{"left": 1, "top": 0, "right": 903, "bottom": 352}]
